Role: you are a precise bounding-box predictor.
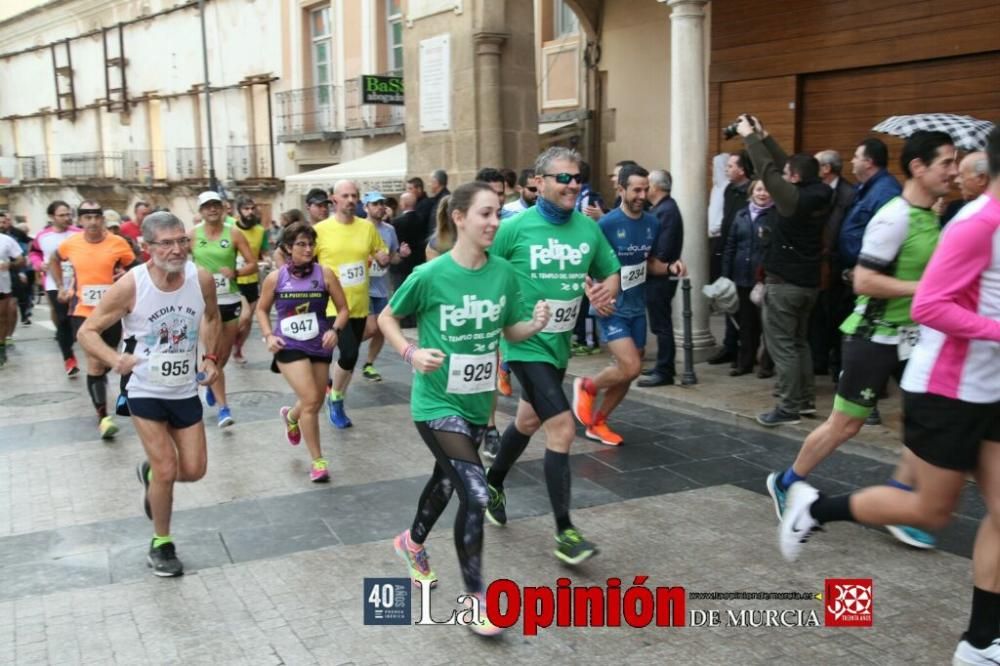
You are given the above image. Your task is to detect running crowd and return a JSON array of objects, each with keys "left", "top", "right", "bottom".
[{"left": 4, "top": 127, "right": 998, "bottom": 660}]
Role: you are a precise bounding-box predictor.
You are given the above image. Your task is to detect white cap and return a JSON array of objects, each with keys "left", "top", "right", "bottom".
[{"left": 197, "top": 191, "right": 223, "bottom": 208}]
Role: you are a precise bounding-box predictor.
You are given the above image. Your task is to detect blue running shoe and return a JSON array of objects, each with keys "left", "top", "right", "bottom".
[
  {"left": 886, "top": 525, "right": 936, "bottom": 549},
  {"left": 765, "top": 472, "right": 788, "bottom": 520},
  {"left": 217, "top": 406, "right": 234, "bottom": 428},
  {"left": 205, "top": 386, "right": 216, "bottom": 407},
  {"left": 328, "top": 398, "right": 352, "bottom": 429}
]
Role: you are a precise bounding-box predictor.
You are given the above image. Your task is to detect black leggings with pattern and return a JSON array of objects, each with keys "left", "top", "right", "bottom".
[{"left": 410, "top": 419, "right": 488, "bottom": 594}]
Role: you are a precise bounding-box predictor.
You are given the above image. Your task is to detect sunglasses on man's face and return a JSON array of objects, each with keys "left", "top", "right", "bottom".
[
  {"left": 543, "top": 173, "right": 583, "bottom": 185},
  {"left": 525, "top": 186, "right": 538, "bottom": 193}
]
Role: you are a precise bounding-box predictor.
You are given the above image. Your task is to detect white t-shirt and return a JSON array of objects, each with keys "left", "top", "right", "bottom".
[
  {"left": 36, "top": 226, "right": 80, "bottom": 290},
  {"left": 0, "top": 234, "right": 24, "bottom": 294}
]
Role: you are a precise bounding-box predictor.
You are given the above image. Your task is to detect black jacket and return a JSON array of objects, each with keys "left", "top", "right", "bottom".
[
  {"left": 720, "top": 180, "right": 751, "bottom": 245},
  {"left": 391, "top": 210, "right": 426, "bottom": 274},
  {"left": 744, "top": 134, "right": 831, "bottom": 287},
  {"left": 650, "top": 195, "right": 684, "bottom": 274},
  {"left": 825, "top": 178, "right": 857, "bottom": 271}
]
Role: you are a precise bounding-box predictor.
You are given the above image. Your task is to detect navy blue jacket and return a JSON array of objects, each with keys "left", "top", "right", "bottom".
[
  {"left": 722, "top": 206, "right": 772, "bottom": 288},
  {"left": 837, "top": 169, "right": 901, "bottom": 268}
]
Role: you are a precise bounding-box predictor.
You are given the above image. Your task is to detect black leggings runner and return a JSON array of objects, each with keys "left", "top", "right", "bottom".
[
  {"left": 410, "top": 421, "right": 489, "bottom": 594},
  {"left": 46, "top": 290, "right": 75, "bottom": 360},
  {"left": 335, "top": 317, "right": 367, "bottom": 372}
]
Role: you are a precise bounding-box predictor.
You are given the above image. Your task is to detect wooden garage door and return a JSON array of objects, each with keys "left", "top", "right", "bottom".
[
  {"left": 800, "top": 52, "right": 1000, "bottom": 184},
  {"left": 713, "top": 76, "right": 798, "bottom": 159}
]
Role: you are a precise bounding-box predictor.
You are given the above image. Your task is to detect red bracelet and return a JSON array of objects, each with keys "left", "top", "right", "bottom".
[{"left": 202, "top": 353, "right": 219, "bottom": 363}]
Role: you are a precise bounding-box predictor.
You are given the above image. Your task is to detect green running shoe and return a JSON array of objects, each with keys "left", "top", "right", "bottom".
[
  {"left": 485, "top": 483, "right": 507, "bottom": 526},
  {"left": 554, "top": 527, "right": 598, "bottom": 565}
]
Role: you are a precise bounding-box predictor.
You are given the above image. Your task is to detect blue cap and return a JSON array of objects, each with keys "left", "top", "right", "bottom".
[{"left": 362, "top": 191, "right": 387, "bottom": 205}]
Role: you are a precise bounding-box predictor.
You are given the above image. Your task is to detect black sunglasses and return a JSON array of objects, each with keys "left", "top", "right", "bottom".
[
  {"left": 525, "top": 186, "right": 538, "bottom": 193},
  {"left": 542, "top": 172, "right": 584, "bottom": 185}
]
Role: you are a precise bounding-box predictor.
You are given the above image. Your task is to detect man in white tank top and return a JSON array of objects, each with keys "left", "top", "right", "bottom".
[{"left": 77, "top": 212, "right": 222, "bottom": 578}]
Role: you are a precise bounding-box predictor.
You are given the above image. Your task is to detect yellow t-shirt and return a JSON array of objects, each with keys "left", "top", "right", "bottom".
[
  {"left": 236, "top": 223, "right": 268, "bottom": 285},
  {"left": 314, "top": 216, "right": 387, "bottom": 317}
]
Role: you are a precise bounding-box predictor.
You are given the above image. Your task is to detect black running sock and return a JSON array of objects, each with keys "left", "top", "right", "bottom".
[
  {"left": 808, "top": 493, "right": 854, "bottom": 524},
  {"left": 964, "top": 586, "right": 1000, "bottom": 649},
  {"left": 86, "top": 374, "right": 108, "bottom": 419},
  {"left": 544, "top": 449, "right": 573, "bottom": 532},
  {"left": 486, "top": 424, "right": 531, "bottom": 488}
]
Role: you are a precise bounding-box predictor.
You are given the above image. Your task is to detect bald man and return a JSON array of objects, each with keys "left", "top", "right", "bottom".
[
  {"left": 942, "top": 151, "right": 989, "bottom": 226},
  {"left": 313, "top": 180, "right": 389, "bottom": 428}
]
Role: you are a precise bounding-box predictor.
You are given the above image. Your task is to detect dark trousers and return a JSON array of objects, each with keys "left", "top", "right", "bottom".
[
  {"left": 646, "top": 278, "right": 678, "bottom": 379},
  {"left": 46, "top": 290, "right": 75, "bottom": 360},
  {"left": 735, "top": 286, "right": 762, "bottom": 373},
  {"left": 573, "top": 294, "right": 595, "bottom": 347}
]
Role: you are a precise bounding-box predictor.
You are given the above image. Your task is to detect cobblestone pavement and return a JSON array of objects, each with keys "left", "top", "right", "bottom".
[{"left": 0, "top": 307, "right": 984, "bottom": 664}]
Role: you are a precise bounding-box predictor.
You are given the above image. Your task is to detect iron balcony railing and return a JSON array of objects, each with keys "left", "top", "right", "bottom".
[
  {"left": 345, "top": 70, "right": 405, "bottom": 132},
  {"left": 17, "top": 155, "right": 49, "bottom": 181},
  {"left": 275, "top": 84, "right": 341, "bottom": 138},
  {"left": 122, "top": 149, "right": 169, "bottom": 184},
  {"left": 61, "top": 152, "right": 124, "bottom": 180},
  {"left": 226, "top": 144, "right": 273, "bottom": 180}
]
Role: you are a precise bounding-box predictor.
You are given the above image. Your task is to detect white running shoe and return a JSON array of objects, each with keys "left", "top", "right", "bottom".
[
  {"left": 779, "top": 481, "right": 821, "bottom": 562},
  {"left": 953, "top": 638, "right": 1000, "bottom": 665}
]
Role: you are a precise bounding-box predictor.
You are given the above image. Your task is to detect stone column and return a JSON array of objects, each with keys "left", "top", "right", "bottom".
[
  {"left": 665, "top": 0, "right": 715, "bottom": 353},
  {"left": 474, "top": 32, "right": 506, "bottom": 169}
]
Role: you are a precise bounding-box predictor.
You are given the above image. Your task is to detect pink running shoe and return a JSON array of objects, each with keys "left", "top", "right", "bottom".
[
  {"left": 466, "top": 593, "right": 504, "bottom": 637},
  {"left": 310, "top": 458, "right": 330, "bottom": 482},
  {"left": 393, "top": 530, "right": 437, "bottom": 587},
  {"left": 280, "top": 406, "right": 301, "bottom": 446}
]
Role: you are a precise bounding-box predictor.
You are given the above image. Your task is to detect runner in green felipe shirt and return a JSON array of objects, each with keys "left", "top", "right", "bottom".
[
  {"left": 483, "top": 146, "right": 621, "bottom": 565},
  {"left": 378, "top": 181, "right": 550, "bottom": 636}
]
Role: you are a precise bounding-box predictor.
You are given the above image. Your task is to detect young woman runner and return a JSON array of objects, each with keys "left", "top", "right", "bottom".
[{"left": 378, "top": 182, "right": 550, "bottom": 636}]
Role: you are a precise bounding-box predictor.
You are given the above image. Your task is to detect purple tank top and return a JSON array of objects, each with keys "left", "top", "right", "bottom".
[{"left": 274, "top": 263, "right": 331, "bottom": 356}]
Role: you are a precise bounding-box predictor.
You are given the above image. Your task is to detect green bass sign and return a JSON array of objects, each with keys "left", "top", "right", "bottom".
[{"left": 362, "top": 75, "right": 404, "bottom": 105}]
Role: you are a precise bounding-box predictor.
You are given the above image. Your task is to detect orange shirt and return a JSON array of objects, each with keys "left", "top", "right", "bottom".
[{"left": 58, "top": 233, "right": 135, "bottom": 317}]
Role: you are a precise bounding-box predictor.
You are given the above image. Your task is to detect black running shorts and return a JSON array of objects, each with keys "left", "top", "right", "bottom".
[
  {"left": 834, "top": 336, "right": 905, "bottom": 418},
  {"left": 271, "top": 348, "right": 333, "bottom": 373},
  {"left": 219, "top": 302, "right": 242, "bottom": 323},
  {"left": 903, "top": 391, "right": 1000, "bottom": 471},
  {"left": 237, "top": 282, "right": 260, "bottom": 304},
  {"left": 71, "top": 316, "right": 123, "bottom": 349},
  {"left": 128, "top": 396, "right": 203, "bottom": 429},
  {"left": 508, "top": 360, "right": 570, "bottom": 422}
]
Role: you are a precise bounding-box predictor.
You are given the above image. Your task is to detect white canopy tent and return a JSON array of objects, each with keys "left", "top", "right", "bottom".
[{"left": 284, "top": 142, "right": 407, "bottom": 196}]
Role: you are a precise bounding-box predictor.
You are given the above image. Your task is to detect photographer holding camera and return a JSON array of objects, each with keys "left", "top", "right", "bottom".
[{"left": 735, "top": 115, "right": 832, "bottom": 426}]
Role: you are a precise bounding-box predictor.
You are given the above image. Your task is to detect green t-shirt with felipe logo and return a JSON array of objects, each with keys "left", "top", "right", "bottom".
[
  {"left": 491, "top": 206, "right": 621, "bottom": 368},
  {"left": 389, "top": 252, "right": 526, "bottom": 424}
]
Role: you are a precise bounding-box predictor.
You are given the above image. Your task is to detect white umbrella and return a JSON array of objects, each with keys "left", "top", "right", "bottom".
[{"left": 872, "top": 114, "right": 995, "bottom": 151}]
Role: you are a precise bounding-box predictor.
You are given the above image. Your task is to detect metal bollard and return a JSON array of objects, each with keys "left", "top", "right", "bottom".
[{"left": 681, "top": 277, "right": 698, "bottom": 385}]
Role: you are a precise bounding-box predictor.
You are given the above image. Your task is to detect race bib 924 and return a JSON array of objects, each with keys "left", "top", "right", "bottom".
[{"left": 543, "top": 297, "right": 582, "bottom": 334}]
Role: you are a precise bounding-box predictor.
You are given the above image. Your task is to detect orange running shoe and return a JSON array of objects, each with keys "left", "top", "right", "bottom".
[
  {"left": 571, "top": 377, "right": 595, "bottom": 426},
  {"left": 585, "top": 419, "right": 623, "bottom": 446},
  {"left": 497, "top": 365, "right": 513, "bottom": 397},
  {"left": 65, "top": 356, "right": 80, "bottom": 377}
]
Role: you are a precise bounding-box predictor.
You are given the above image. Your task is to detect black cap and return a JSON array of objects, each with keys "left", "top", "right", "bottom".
[{"left": 305, "top": 188, "right": 331, "bottom": 206}]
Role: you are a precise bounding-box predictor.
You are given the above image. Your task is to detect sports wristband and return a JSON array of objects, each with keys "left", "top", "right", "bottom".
[
  {"left": 202, "top": 353, "right": 219, "bottom": 363},
  {"left": 402, "top": 343, "right": 416, "bottom": 365}
]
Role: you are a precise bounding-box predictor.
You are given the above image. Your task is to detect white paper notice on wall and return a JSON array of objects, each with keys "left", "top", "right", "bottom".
[{"left": 419, "top": 34, "right": 451, "bottom": 133}]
